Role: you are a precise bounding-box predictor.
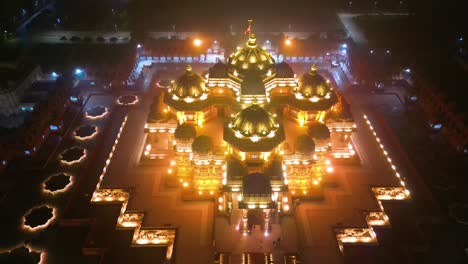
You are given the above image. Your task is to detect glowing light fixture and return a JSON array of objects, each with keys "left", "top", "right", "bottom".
[{"left": 193, "top": 38, "right": 202, "bottom": 47}]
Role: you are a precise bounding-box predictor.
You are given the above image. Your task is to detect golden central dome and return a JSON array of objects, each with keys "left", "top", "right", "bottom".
[
  {"left": 170, "top": 65, "right": 207, "bottom": 99},
  {"left": 228, "top": 34, "right": 275, "bottom": 76},
  {"left": 229, "top": 105, "right": 279, "bottom": 138},
  {"left": 296, "top": 65, "right": 332, "bottom": 98}
]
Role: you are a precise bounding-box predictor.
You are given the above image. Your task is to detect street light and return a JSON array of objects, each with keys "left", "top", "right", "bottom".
[
  {"left": 193, "top": 38, "right": 202, "bottom": 47},
  {"left": 285, "top": 37, "right": 292, "bottom": 46},
  {"left": 51, "top": 72, "right": 59, "bottom": 78},
  {"left": 137, "top": 44, "right": 142, "bottom": 49},
  {"left": 74, "top": 68, "right": 83, "bottom": 75}
]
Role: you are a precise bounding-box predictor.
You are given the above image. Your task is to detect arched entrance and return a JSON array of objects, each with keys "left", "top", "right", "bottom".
[{"left": 247, "top": 209, "right": 264, "bottom": 230}]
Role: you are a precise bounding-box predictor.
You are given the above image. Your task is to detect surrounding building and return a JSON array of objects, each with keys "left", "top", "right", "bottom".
[{"left": 0, "top": 59, "right": 42, "bottom": 128}]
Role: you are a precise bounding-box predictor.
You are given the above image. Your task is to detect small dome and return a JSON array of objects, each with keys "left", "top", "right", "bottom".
[
  {"left": 171, "top": 65, "right": 207, "bottom": 99},
  {"left": 230, "top": 105, "right": 278, "bottom": 138},
  {"left": 296, "top": 65, "right": 331, "bottom": 98},
  {"left": 275, "top": 62, "right": 294, "bottom": 78},
  {"left": 208, "top": 61, "right": 228, "bottom": 78},
  {"left": 228, "top": 34, "right": 275, "bottom": 76},
  {"left": 241, "top": 71, "right": 265, "bottom": 95}
]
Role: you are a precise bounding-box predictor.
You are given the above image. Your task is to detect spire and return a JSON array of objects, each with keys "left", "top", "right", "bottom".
[
  {"left": 245, "top": 19, "right": 257, "bottom": 48},
  {"left": 247, "top": 34, "right": 257, "bottom": 48}
]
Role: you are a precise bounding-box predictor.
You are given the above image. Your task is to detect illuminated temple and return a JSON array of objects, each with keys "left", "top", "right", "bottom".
[{"left": 144, "top": 22, "right": 356, "bottom": 233}]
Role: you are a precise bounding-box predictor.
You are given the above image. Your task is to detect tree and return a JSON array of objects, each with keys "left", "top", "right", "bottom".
[
  {"left": 174, "top": 123, "right": 196, "bottom": 141},
  {"left": 307, "top": 123, "right": 330, "bottom": 140},
  {"left": 296, "top": 135, "right": 315, "bottom": 154},
  {"left": 191, "top": 135, "right": 213, "bottom": 154}
]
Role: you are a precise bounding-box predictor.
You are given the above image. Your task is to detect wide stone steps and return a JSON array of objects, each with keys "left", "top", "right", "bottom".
[{"left": 216, "top": 253, "right": 300, "bottom": 264}]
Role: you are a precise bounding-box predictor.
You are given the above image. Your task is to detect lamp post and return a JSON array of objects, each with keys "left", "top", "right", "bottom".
[{"left": 193, "top": 38, "right": 202, "bottom": 47}]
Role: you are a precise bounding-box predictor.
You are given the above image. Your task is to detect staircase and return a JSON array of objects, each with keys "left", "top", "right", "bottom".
[{"left": 216, "top": 253, "right": 301, "bottom": 264}]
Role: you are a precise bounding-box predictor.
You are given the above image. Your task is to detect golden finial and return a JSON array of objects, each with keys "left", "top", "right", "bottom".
[
  {"left": 247, "top": 34, "right": 257, "bottom": 48},
  {"left": 310, "top": 64, "right": 317, "bottom": 73},
  {"left": 186, "top": 65, "right": 192, "bottom": 72}
]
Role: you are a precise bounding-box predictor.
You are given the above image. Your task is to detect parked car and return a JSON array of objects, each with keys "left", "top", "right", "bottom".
[{"left": 428, "top": 119, "right": 443, "bottom": 132}]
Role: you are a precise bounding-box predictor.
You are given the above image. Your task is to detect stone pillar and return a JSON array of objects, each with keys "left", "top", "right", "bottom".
[
  {"left": 241, "top": 209, "right": 248, "bottom": 235},
  {"left": 263, "top": 209, "right": 271, "bottom": 233}
]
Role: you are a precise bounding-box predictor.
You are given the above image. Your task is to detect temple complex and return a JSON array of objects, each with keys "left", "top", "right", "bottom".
[{"left": 144, "top": 21, "right": 356, "bottom": 238}]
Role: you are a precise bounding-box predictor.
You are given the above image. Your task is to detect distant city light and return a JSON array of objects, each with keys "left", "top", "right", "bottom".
[
  {"left": 70, "top": 96, "right": 79, "bottom": 103},
  {"left": 193, "top": 38, "right": 202, "bottom": 47},
  {"left": 51, "top": 72, "right": 59, "bottom": 77},
  {"left": 137, "top": 44, "right": 142, "bottom": 48},
  {"left": 386, "top": 50, "right": 390, "bottom": 54},
  {"left": 285, "top": 38, "right": 292, "bottom": 46},
  {"left": 459, "top": 37, "right": 464, "bottom": 41},
  {"left": 370, "top": 50, "right": 374, "bottom": 54},
  {"left": 341, "top": 43, "right": 347, "bottom": 49},
  {"left": 75, "top": 68, "right": 83, "bottom": 75},
  {"left": 404, "top": 68, "right": 411, "bottom": 73}
]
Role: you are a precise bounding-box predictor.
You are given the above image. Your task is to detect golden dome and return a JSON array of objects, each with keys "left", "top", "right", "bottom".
[
  {"left": 170, "top": 65, "right": 208, "bottom": 100},
  {"left": 229, "top": 105, "right": 279, "bottom": 138},
  {"left": 275, "top": 62, "right": 294, "bottom": 78},
  {"left": 228, "top": 34, "right": 275, "bottom": 76},
  {"left": 241, "top": 71, "right": 265, "bottom": 95},
  {"left": 295, "top": 65, "right": 332, "bottom": 98}
]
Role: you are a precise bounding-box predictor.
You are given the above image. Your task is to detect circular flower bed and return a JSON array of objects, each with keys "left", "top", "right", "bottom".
[
  {"left": 117, "top": 95, "right": 138, "bottom": 105},
  {"left": 23, "top": 205, "right": 56, "bottom": 231},
  {"left": 60, "top": 147, "right": 86, "bottom": 165},
  {"left": 74, "top": 125, "right": 98, "bottom": 141},
  {"left": 85, "top": 106, "right": 108, "bottom": 119},
  {"left": 0, "top": 246, "right": 42, "bottom": 263},
  {"left": 43, "top": 173, "right": 73, "bottom": 194}
]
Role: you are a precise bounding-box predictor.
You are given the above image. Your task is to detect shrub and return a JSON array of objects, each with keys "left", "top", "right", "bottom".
[{"left": 192, "top": 135, "right": 213, "bottom": 154}]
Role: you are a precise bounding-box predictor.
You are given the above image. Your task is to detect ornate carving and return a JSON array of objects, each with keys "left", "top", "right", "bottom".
[
  {"left": 135, "top": 229, "right": 176, "bottom": 245},
  {"left": 118, "top": 213, "right": 144, "bottom": 228},
  {"left": 91, "top": 189, "right": 130, "bottom": 202},
  {"left": 335, "top": 228, "right": 376, "bottom": 243},
  {"left": 372, "top": 187, "right": 410, "bottom": 200},
  {"left": 366, "top": 211, "right": 389, "bottom": 226}
]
